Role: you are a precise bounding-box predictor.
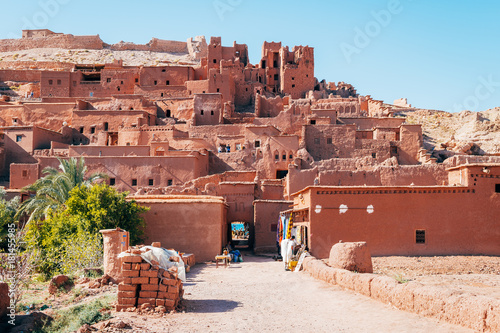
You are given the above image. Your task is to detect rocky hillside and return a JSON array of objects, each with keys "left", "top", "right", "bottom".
[{"left": 400, "top": 107, "right": 500, "bottom": 159}]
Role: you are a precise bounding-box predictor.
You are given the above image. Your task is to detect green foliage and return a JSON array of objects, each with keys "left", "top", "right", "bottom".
[
  {"left": 393, "top": 273, "right": 409, "bottom": 284},
  {"left": 38, "top": 296, "right": 114, "bottom": 333},
  {"left": 66, "top": 184, "right": 148, "bottom": 245},
  {"left": 0, "top": 187, "right": 20, "bottom": 250},
  {"left": 59, "top": 232, "right": 103, "bottom": 276}
]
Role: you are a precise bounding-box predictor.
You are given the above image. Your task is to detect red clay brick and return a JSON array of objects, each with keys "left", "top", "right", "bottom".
[
  {"left": 155, "top": 299, "right": 165, "bottom": 306},
  {"left": 141, "top": 263, "right": 151, "bottom": 270},
  {"left": 139, "top": 291, "right": 157, "bottom": 298},
  {"left": 168, "top": 285, "right": 179, "bottom": 293},
  {"left": 122, "top": 270, "right": 139, "bottom": 278},
  {"left": 122, "top": 277, "right": 132, "bottom": 284},
  {"left": 149, "top": 278, "right": 159, "bottom": 285},
  {"left": 118, "top": 297, "right": 137, "bottom": 306},
  {"left": 165, "top": 292, "right": 178, "bottom": 300},
  {"left": 161, "top": 278, "right": 177, "bottom": 286},
  {"left": 118, "top": 291, "right": 137, "bottom": 298},
  {"left": 115, "top": 304, "right": 133, "bottom": 312},
  {"left": 132, "top": 263, "right": 141, "bottom": 270},
  {"left": 131, "top": 277, "right": 149, "bottom": 284},
  {"left": 164, "top": 299, "right": 175, "bottom": 310},
  {"left": 137, "top": 297, "right": 156, "bottom": 305},
  {"left": 122, "top": 263, "right": 131, "bottom": 270},
  {"left": 142, "top": 284, "right": 159, "bottom": 291},
  {"left": 157, "top": 291, "right": 167, "bottom": 299},
  {"left": 118, "top": 283, "right": 138, "bottom": 292},
  {"left": 121, "top": 255, "right": 143, "bottom": 263},
  {"left": 159, "top": 284, "right": 168, "bottom": 292},
  {"left": 140, "top": 270, "right": 159, "bottom": 278}
]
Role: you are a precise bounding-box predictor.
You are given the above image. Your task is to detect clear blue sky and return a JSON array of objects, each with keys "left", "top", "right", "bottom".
[{"left": 1, "top": 0, "right": 499, "bottom": 112}]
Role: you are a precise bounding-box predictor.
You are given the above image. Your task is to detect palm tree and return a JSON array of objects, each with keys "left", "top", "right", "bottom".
[{"left": 16, "top": 157, "right": 107, "bottom": 222}]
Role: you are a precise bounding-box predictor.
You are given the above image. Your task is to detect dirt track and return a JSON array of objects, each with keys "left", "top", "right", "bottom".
[{"left": 116, "top": 254, "right": 473, "bottom": 333}]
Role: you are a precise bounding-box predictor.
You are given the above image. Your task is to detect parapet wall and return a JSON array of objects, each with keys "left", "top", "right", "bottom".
[
  {"left": 110, "top": 38, "right": 188, "bottom": 54},
  {"left": 0, "top": 34, "right": 104, "bottom": 52},
  {"left": 302, "top": 256, "right": 500, "bottom": 332}
]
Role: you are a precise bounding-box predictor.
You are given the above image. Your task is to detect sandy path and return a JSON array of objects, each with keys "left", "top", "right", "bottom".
[{"left": 130, "top": 254, "right": 470, "bottom": 333}]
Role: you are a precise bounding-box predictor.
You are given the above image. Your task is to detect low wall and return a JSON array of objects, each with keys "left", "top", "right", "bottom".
[
  {"left": 0, "top": 34, "right": 103, "bottom": 52},
  {"left": 302, "top": 256, "right": 500, "bottom": 332}
]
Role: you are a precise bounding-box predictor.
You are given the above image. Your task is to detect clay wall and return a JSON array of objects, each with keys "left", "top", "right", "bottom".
[
  {"left": 139, "top": 67, "right": 194, "bottom": 87},
  {"left": 9, "top": 163, "right": 40, "bottom": 189},
  {"left": 135, "top": 196, "right": 227, "bottom": 262},
  {"left": 40, "top": 71, "right": 71, "bottom": 97},
  {"left": 71, "top": 110, "right": 152, "bottom": 135},
  {"left": 0, "top": 102, "right": 75, "bottom": 131},
  {"left": 0, "top": 69, "right": 41, "bottom": 82},
  {"left": 69, "top": 145, "right": 150, "bottom": 157},
  {"left": 340, "top": 117, "right": 405, "bottom": 130},
  {"left": 156, "top": 98, "right": 193, "bottom": 121},
  {"left": 397, "top": 124, "right": 422, "bottom": 165},
  {"left": 219, "top": 182, "right": 255, "bottom": 224},
  {"left": 304, "top": 124, "right": 357, "bottom": 160},
  {"left": 193, "top": 94, "right": 223, "bottom": 126},
  {"left": 255, "top": 95, "right": 283, "bottom": 117},
  {"left": 0, "top": 61, "right": 75, "bottom": 71},
  {"left": 293, "top": 174, "right": 500, "bottom": 259},
  {"left": 280, "top": 46, "right": 315, "bottom": 99},
  {"left": 253, "top": 200, "right": 292, "bottom": 253}
]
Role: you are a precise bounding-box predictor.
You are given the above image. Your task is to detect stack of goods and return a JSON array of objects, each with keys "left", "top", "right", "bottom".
[
  {"left": 116, "top": 247, "right": 184, "bottom": 312},
  {"left": 181, "top": 253, "right": 195, "bottom": 272}
]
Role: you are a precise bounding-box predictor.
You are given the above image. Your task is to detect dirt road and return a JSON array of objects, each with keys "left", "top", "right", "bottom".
[{"left": 120, "top": 253, "right": 472, "bottom": 333}]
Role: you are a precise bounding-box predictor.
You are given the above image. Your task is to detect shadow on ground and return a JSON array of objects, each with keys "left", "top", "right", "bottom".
[{"left": 183, "top": 299, "right": 241, "bottom": 313}]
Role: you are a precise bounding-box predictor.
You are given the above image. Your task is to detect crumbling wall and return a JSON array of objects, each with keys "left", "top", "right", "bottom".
[{"left": 0, "top": 34, "right": 104, "bottom": 52}]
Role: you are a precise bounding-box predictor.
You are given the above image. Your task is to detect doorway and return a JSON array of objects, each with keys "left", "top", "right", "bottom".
[{"left": 230, "top": 222, "right": 250, "bottom": 249}]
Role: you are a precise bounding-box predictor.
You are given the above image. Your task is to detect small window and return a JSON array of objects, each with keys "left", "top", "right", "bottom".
[
  {"left": 282, "top": 154, "right": 286, "bottom": 160},
  {"left": 372, "top": 153, "right": 376, "bottom": 158},
  {"left": 79, "top": 127, "right": 84, "bottom": 133},
  {"left": 217, "top": 88, "right": 220, "bottom": 92},
  {"left": 255, "top": 140, "right": 260, "bottom": 148},
  {"left": 132, "top": 179, "right": 137, "bottom": 186},
  {"left": 22, "top": 170, "right": 28, "bottom": 178},
  {"left": 57, "top": 80, "right": 61, "bottom": 85},
  {"left": 121, "top": 81, "right": 124, "bottom": 85},
  {"left": 289, "top": 154, "right": 293, "bottom": 160},
  {"left": 292, "top": 84, "right": 295, "bottom": 88},
  {"left": 167, "top": 179, "right": 173, "bottom": 186},
  {"left": 292, "top": 77, "right": 295, "bottom": 80},
  {"left": 166, "top": 80, "right": 170, "bottom": 85},
  {"left": 310, "top": 120, "right": 316, "bottom": 125},
  {"left": 135, "top": 78, "right": 139, "bottom": 83},
  {"left": 161, "top": 93, "right": 164, "bottom": 97},
  {"left": 16, "top": 135, "right": 22, "bottom": 142},
  {"left": 201, "top": 110, "right": 204, "bottom": 115},
  {"left": 213, "top": 59, "right": 217, "bottom": 64},
  {"left": 117, "top": 86, "right": 121, "bottom": 91},
  {"left": 416, "top": 230, "right": 426, "bottom": 244},
  {"left": 48, "top": 80, "right": 53, "bottom": 85},
  {"left": 314, "top": 138, "right": 320, "bottom": 145},
  {"left": 148, "top": 179, "right": 154, "bottom": 186},
  {"left": 327, "top": 138, "right": 332, "bottom": 144},
  {"left": 162, "top": 69, "right": 166, "bottom": 72},
  {"left": 90, "top": 127, "right": 95, "bottom": 134},
  {"left": 107, "top": 78, "right": 111, "bottom": 83},
  {"left": 104, "top": 122, "right": 108, "bottom": 131},
  {"left": 275, "top": 154, "right": 279, "bottom": 160},
  {"left": 110, "top": 178, "right": 116, "bottom": 186},
  {"left": 126, "top": 142, "right": 131, "bottom": 146},
  {"left": 154, "top": 80, "right": 158, "bottom": 85},
  {"left": 166, "top": 109, "right": 171, "bottom": 117},
  {"left": 496, "top": 184, "right": 500, "bottom": 193},
  {"left": 211, "top": 110, "right": 214, "bottom": 116},
  {"left": 274, "top": 74, "right": 279, "bottom": 81}
]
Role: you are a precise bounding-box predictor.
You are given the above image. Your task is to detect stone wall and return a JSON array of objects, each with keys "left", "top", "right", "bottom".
[
  {"left": 0, "top": 34, "right": 104, "bottom": 52},
  {"left": 302, "top": 256, "right": 500, "bottom": 332}
]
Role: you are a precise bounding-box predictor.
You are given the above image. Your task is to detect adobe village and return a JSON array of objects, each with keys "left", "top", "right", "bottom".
[{"left": 0, "top": 30, "right": 499, "bottom": 332}]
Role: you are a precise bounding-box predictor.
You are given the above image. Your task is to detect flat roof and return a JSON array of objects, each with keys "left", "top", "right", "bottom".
[{"left": 446, "top": 163, "right": 500, "bottom": 171}]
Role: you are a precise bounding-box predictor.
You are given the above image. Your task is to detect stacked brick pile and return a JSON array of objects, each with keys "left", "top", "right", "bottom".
[{"left": 116, "top": 247, "right": 184, "bottom": 312}]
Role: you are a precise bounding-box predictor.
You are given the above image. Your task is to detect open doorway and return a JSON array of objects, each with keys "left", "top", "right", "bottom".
[
  {"left": 230, "top": 222, "right": 250, "bottom": 249},
  {"left": 276, "top": 170, "right": 288, "bottom": 179}
]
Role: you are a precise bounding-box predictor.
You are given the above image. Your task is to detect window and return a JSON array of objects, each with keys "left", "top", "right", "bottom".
[
  {"left": 57, "top": 80, "right": 61, "bottom": 85},
  {"left": 166, "top": 109, "right": 171, "bottom": 117},
  {"left": 90, "top": 127, "right": 95, "bottom": 134},
  {"left": 121, "top": 81, "right": 124, "bottom": 85},
  {"left": 217, "top": 88, "right": 220, "bottom": 92},
  {"left": 16, "top": 135, "right": 22, "bottom": 142},
  {"left": 167, "top": 179, "right": 173, "bottom": 186},
  {"left": 282, "top": 154, "right": 286, "bottom": 160},
  {"left": 107, "top": 78, "right": 111, "bottom": 83},
  {"left": 22, "top": 170, "right": 28, "bottom": 178},
  {"left": 161, "top": 93, "right": 164, "bottom": 97},
  {"left": 292, "top": 84, "right": 295, "bottom": 88},
  {"left": 148, "top": 179, "right": 154, "bottom": 186},
  {"left": 154, "top": 80, "right": 157, "bottom": 85},
  {"left": 416, "top": 230, "right": 426, "bottom": 244},
  {"left": 110, "top": 178, "right": 116, "bottom": 186},
  {"left": 289, "top": 154, "right": 293, "bottom": 160},
  {"left": 391, "top": 146, "right": 398, "bottom": 155},
  {"left": 254, "top": 140, "right": 260, "bottom": 148},
  {"left": 496, "top": 184, "right": 500, "bottom": 193},
  {"left": 274, "top": 74, "right": 279, "bottom": 81},
  {"left": 292, "top": 77, "right": 295, "bottom": 80},
  {"left": 104, "top": 122, "right": 108, "bottom": 131},
  {"left": 211, "top": 110, "right": 214, "bottom": 116},
  {"left": 135, "top": 78, "right": 139, "bottom": 83},
  {"left": 117, "top": 86, "right": 121, "bottom": 91},
  {"left": 162, "top": 69, "right": 166, "bottom": 72},
  {"left": 327, "top": 138, "right": 332, "bottom": 144},
  {"left": 201, "top": 110, "right": 204, "bottom": 115},
  {"left": 132, "top": 179, "right": 137, "bottom": 186},
  {"left": 372, "top": 153, "right": 377, "bottom": 158},
  {"left": 213, "top": 59, "right": 217, "bottom": 64},
  {"left": 48, "top": 80, "right": 53, "bottom": 85},
  {"left": 79, "top": 127, "right": 84, "bottom": 133},
  {"left": 314, "top": 138, "right": 320, "bottom": 145},
  {"left": 310, "top": 120, "right": 316, "bottom": 125},
  {"left": 166, "top": 80, "right": 170, "bottom": 85}
]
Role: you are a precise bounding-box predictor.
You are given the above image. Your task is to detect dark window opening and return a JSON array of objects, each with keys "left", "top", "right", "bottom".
[
  {"left": 148, "top": 179, "right": 154, "bottom": 186},
  {"left": 117, "top": 86, "right": 121, "bottom": 91},
  {"left": 57, "top": 80, "right": 61, "bottom": 85},
  {"left": 276, "top": 170, "right": 288, "bottom": 179},
  {"left": 48, "top": 80, "right": 53, "bottom": 85},
  {"left": 22, "top": 170, "right": 28, "bottom": 178},
  {"left": 246, "top": 88, "right": 248, "bottom": 91},
  {"left": 132, "top": 179, "right": 137, "bottom": 186},
  {"left": 161, "top": 93, "right": 164, "bottom": 97},
  {"left": 282, "top": 154, "right": 286, "bottom": 160},
  {"left": 310, "top": 120, "right": 316, "bottom": 125},
  {"left": 255, "top": 140, "right": 260, "bottom": 148},
  {"left": 166, "top": 80, "right": 170, "bottom": 85},
  {"left": 292, "top": 77, "right": 295, "bottom": 80},
  {"left": 107, "top": 78, "right": 111, "bottom": 83},
  {"left": 90, "top": 127, "right": 95, "bottom": 134},
  {"left": 262, "top": 60, "right": 266, "bottom": 69},
  {"left": 327, "top": 138, "right": 333, "bottom": 144},
  {"left": 167, "top": 179, "right": 173, "bottom": 186},
  {"left": 275, "top": 154, "right": 279, "bottom": 160},
  {"left": 390, "top": 146, "right": 398, "bottom": 156},
  {"left": 120, "top": 81, "right": 124, "bottom": 85},
  {"left": 274, "top": 74, "right": 279, "bottom": 81},
  {"left": 166, "top": 109, "right": 171, "bottom": 117},
  {"left": 292, "top": 84, "right": 295, "bottom": 88},
  {"left": 162, "top": 69, "right": 166, "bottom": 72},
  {"left": 104, "top": 122, "right": 108, "bottom": 131},
  {"left": 79, "top": 127, "right": 84, "bottom": 133},
  {"left": 416, "top": 230, "right": 426, "bottom": 244},
  {"left": 201, "top": 110, "right": 204, "bottom": 115},
  {"left": 213, "top": 59, "right": 217, "bottom": 64},
  {"left": 154, "top": 80, "right": 158, "bottom": 85},
  {"left": 217, "top": 88, "right": 220, "bottom": 92},
  {"left": 110, "top": 178, "right": 115, "bottom": 186},
  {"left": 496, "top": 184, "right": 500, "bottom": 193},
  {"left": 372, "top": 153, "right": 377, "bottom": 158},
  {"left": 211, "top": 110, "right": 214, "bottom": 115},
  {"left": 289, "top": 154, "right": 293, "bottom": 159},
  {"left": 273, "top": 60, "right": 278, "bottom": 68},
  {"left": 135, "top": 78, "right": 139, "bottom": 83}
]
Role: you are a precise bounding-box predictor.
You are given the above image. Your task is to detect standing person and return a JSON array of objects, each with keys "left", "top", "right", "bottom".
[{"left": 281, "top": 236, "right": 298, "bottom": 271}]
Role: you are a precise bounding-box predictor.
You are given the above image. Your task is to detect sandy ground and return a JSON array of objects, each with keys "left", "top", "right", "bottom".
[{"left": 113, "top": 254, "right": 472, "bottom": 333}]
